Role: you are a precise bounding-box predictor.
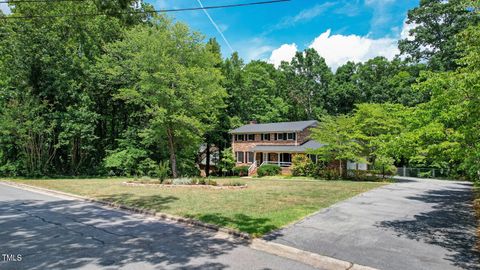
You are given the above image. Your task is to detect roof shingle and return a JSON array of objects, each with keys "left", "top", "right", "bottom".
[
  {"left": 230, "top": 120, "right": 318, "bottom": 134},
  {"left": 251, "top": 140, "right": 325, "bottom": 153}
]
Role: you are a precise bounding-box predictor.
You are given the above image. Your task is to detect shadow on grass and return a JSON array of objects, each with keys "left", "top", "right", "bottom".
[
  {"left": 377, "top": 184, "right": 480, "bottom": 270},
  {"left": 195, "top": 213, "right": 277, "bottom": 236},
  {"left": 97, "top": 193, "right": 178, "bottom": 212}
]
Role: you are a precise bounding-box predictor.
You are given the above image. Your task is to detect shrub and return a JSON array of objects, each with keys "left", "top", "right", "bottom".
[
  {"left": 225, "top": 181, "right": 245, "bottom": 186},
  {"left": 138, "top": 158, "right": 157, "bottom": 176},
  {"left": 133, "top": 176, "right": 162, "bottom": 184},
  {"left": 291, "top": 154, "right": 314, "bottom": 176},
  {"left": 172, "top": 177, "right": 193, "bottom": 185},
  {"left": 233, "top": 165, "right": 249, "bottom": 176},
  {"left": 154, "top": 161, "right": 170, "bottom": 182},
  {"left": 206, "top": 179, "right": 218, "bottom": 186},
  {"left": 257, "top": 164, "right": 281, "bottom": 177},
  {"left": 317, "top": 168, "right": 342, "bottom": 180},
  {"left": 104, "top": 147, "right": 148, "bottom": 176},
  {"left": 418, "top": 171, "right": 432, "bottom": 178},
  {"left": 373, "top": 156, "right": 396, "bottom": 178},
  {"left": 195, "top": 178, "right": 206, "bottom": 185},
  {"left": 218, "top": 148, "right": 236, "bottom": 176},
  {"left": 346, "top": 170, "right": 380, "bottom": 181}
]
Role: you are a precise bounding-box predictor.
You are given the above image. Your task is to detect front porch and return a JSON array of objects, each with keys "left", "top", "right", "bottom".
[
  {"left": 247, "top": 152, "right": 293, "bottom": 176},
  {"left": 255, "top": 152, "right": 292, "bottom": 167}
]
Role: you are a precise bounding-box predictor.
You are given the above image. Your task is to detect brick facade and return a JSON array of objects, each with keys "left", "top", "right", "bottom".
[{"left": 231, "top": 128, "right": 314, "bottom": 166}]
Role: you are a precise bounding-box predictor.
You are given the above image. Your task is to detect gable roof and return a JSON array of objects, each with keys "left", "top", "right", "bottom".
[
  {"left": 230, "top": 120, "right": 318, "bottom": 134},
  {"left": 251, "top": 140, "right": 325, "bottom": 153}
]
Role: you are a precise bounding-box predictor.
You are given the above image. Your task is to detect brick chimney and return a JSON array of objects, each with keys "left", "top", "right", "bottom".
[{"left": 249, "top": 120, "right": 257, "bottom": 125}]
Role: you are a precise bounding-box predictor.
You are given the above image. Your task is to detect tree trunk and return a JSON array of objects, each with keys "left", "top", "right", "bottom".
[
  {"left": 339, "top": 159, "right": 343, "bottom": 177},
  {"left": 167, "top": 128, "right": 178, "bottom": 178},
  {"left": 205, "top": 142, "right": 210, "bottom": 177}
]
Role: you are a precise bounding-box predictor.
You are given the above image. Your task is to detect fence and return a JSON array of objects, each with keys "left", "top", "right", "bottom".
[{"left": 396, "top": 167, "right": 451, "bottom": 178}]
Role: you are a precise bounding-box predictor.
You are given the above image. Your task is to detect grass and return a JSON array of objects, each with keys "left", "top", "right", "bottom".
[{"left": 8, "top": 177, "right": 385, "bottom": 237}]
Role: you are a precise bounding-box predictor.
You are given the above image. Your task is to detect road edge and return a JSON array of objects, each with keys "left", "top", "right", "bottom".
[{"left": 0, "top": 180, "right": 379, "bottom": 270}]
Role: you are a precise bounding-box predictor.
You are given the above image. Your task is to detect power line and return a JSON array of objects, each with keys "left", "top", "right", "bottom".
[
  {"left": 0, "top": 0, "right": 84, "bottom": 3},
  {"left": 0, "top": 0, "right": 290, "bottom": 19}
]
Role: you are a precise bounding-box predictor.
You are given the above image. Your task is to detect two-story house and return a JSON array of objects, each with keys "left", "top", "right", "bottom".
[{"left": 230, "top": 120, "right": 324, "bottom": 175}]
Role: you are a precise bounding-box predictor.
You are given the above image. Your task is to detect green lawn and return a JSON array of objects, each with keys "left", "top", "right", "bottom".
[{"left": 9, "top": 178, "right": 385, "bottom": 236}]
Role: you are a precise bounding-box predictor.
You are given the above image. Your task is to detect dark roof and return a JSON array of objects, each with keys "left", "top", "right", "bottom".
[
  {"left": 251, "top": 140, "right": 325, "bottom": 153},
  {"left": 230, "top": 120, "right": 318, "bottom": 134}
]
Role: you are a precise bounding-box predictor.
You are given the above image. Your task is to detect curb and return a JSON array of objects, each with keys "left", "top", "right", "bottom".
[
  {"left": 250, "top": 239, "right": 378, "bottom": 270},
  {"left": 0, "top": 181, "right": 251, "bottom": 240},
  {"left": 1, "top": 180, "right": 379, "bottom": 270}
]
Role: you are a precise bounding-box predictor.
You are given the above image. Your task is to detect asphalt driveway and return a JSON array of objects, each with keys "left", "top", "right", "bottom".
[
  {"left": 0, "top": 183, "right": 317, "bottom": 270},
  {"left": 265, "top": 177, "right": 480, "bottom": 270}
]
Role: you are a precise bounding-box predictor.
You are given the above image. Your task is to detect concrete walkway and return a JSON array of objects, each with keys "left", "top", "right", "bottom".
[{"left": 265, "top": 177, "right": 480, "bottom": 270}]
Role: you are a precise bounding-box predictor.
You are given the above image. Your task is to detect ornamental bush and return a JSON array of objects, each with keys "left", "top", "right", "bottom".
[
  {"left": 291, "top": 154, "right": 314, "bottom": 176},
  {"left": 257, "top": 164, "right": 281, "bottom": 177},
  {"left": 233, "top": 165, "right": 249, "bottom": 176}
]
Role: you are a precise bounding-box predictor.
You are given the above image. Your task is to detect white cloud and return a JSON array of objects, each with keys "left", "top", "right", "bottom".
[
  {"left": 309, "top": 29, "right": 399, "bottom": 71},
  {"left": 269, "top": 29, "right": 400, "bottom": 71},
  {"left": 400, "top": 19, "right": 416, "bottom": 41},
  {"left": 0, "top": 3, "right": 11, "bottom": 15},
  {"left": 268, "top": 43, "right": 298, "bottom": 67}
]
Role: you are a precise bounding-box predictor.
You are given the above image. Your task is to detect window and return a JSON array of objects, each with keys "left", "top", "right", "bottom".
[
  {"left": 247, "top": 134, "right": 255, "bottom": 141},
  {"left": 235, "top": 152, "right": 244, "bottom": 163},
  {"left": 287, "top": 132, "right": 296, "bottom": 140},
  {"left": 261, "top": 133, "right": 270, "bottom": 141},
  {"left": 247, "top": 152, "right": 254, "bottom": 163},
  {"left": 235, "top": 134, "right": 245, "bottom": 141},
  {"left": 277, "top": 133, "right": 284, "bottom": 140}
]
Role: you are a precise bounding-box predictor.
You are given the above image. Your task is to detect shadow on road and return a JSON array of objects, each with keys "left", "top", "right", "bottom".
[
  {"left": 195, "top": 213, "right": 277, "bottom": 237},
  {"left": 377, "top": 185, "right": 480, "bottom": 270},
  {"left": 0, "top": 198, "right": 248, "bottom": 269}
]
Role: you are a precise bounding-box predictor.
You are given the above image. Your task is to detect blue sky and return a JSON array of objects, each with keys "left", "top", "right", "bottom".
[
  {"left": 0, "top": 0, "right": 421, "bottom": 70},
  {"left": 148, "top": 0, "right": 420, "bottom": 70}
]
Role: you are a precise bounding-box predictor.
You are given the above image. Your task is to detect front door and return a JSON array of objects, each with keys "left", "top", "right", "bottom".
[{"left": 256, "top": 152, "right": 263, "bottom": 165}]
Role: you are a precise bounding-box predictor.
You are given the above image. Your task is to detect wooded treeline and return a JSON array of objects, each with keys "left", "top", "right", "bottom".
[{"left": 0, "top": 0, "right": 478, "bottom": 180}]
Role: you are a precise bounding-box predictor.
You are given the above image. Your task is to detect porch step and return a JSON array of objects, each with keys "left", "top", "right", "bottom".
[{"left": 248, "top": 167, "right": 258, "bottom": 176}]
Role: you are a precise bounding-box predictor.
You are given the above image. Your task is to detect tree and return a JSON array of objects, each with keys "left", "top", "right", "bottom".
[
  {"left": 406, "top": 23, "right": 480, "bottom": 179},
  {"left": 279, "top": 48, "right": 333, "bottom": 120},
  {"left": 218, "top": 148, "right": 236, "bottom": 176},
  {"left": 398, "top": 0, "right": 479, "bottom": 71},
  {"left": 102, "top": 17, "right": 226, "bottom": 178},
  {"left": 0, "top": 0, "right": 151, "bottom": 175},
  {"left": 310, "top": 115, "right": 364, "bottom": 176}
]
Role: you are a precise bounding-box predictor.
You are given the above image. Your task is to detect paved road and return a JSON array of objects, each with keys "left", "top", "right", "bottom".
[
  {"left": 0, "top": 183, "right": 317, "bottom": 270},
  {"left": 266, "top": 177, "right": 480, "bottom": 270}
]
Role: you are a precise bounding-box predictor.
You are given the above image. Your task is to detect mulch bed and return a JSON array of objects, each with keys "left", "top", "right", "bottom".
[{"left": 122, "top": 181, "right": 247, "bottom": 190}]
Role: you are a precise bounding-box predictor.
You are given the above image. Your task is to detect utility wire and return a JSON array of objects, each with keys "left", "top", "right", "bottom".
[
  {"left": 0, "top": 0, "right": 290, "bottom": 19},
  {"left": 0, "top": 0, "right": 85, "bottom": 3}
]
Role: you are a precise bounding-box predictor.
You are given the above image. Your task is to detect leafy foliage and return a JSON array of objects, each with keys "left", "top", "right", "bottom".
[
  {"left": 257, "top": 164, "right": 281, "bottom": 177},
  {"left": 233, "top": 166, "right": 249, "bottom": 177},
  {"left": 218, "top": 148, "right": 236, "bottom": 176}
]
